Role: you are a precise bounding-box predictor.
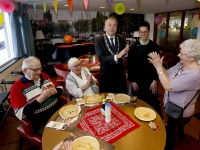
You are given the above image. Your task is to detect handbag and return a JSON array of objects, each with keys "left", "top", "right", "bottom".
[{"left": 164, "top": 90, "right": 200, "bottom": 120}]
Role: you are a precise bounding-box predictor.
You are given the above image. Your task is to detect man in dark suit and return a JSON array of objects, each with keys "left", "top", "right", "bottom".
[{"left": 95, "top": 17, "right": 129, "bottom": 93}]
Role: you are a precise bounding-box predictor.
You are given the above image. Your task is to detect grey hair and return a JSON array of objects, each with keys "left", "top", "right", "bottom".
[
  {"left": 180, "top": 39, "right": 200, "bottom": 61},
  {"left": 22, "top": 56, "right": 40, "bottom": 70},
  {"left": 105, "top": 17, "right": 118, "bottom": 25},
  {"left": 68, "top": 57, "right": 80, "bottom": 70}
]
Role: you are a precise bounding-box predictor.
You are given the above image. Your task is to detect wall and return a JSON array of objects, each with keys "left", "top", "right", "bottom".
[
  {"left": 28, "top": 9, "right": 110, "bottom": 24},
  {"left": 197, "top": 21, "right": 200, "bottom": 40},
  {"left": 145, "top": 14, "right": 155, "bottom": 40},
  {"left": 0, "top": 58, "right": 24, "bottom": 92}
]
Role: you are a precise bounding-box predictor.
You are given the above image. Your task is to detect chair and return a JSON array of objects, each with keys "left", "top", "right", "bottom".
[
  {"left": 54, "top": 63, "right": 70, "bottom": 83},
  {"left": 17, "top": 119, "right": 42, "bottom": 150},
  {"left": 16, "top": 95, "right": 68, "bottom": 149},
  {"left": 173, "top": 133, "right": 200, "bottom": 150},
  {"left": 78, "top": 55, "right": 88, "bottom": 60},
  {"left": 65, "top": 87, "right": 73, "bottom": 102},
  {"left": 91, "top": 71, "right": 100, "bottom": 86},
  {"left": 160, "top": 52, "right": 172, "bottom": 69}
]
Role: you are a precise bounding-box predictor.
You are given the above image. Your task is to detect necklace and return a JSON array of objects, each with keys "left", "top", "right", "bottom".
[{"left": 103, "top": 34, "right": 120, "bottom": 55}]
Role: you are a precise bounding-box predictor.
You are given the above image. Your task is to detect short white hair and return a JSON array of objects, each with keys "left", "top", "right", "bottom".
[
  {"left": 180, "top": 39, "right": 200, "bottom": 61},
  {"left": 68, "top": 57, "right": 80, "bottom": 70},
  {"left": 22, "top": 56, "right": 40, "bottom": 70}
]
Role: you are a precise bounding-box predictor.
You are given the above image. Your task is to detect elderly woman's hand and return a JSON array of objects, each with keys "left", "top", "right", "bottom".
[{"left": 148, "top": 52, "right": 164, "bottom": 70}]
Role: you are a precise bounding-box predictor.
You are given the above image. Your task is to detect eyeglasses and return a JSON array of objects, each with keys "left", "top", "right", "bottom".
[
  {"left": 139, "top": 31, "right": 149, "bottom": 34},
  {"left": 72, "top": 64, "right": 81, "bottom": 68},
  {"left": 179, "top": 52, "right": 187, "bottom": 56},
  {"left": 28, "top": 67, "right": 43, "bottom": 72}
]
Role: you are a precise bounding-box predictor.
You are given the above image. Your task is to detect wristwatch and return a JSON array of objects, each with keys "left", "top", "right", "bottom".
[{"left": 158, "top": 71, "right": 164, "bottom": 75}]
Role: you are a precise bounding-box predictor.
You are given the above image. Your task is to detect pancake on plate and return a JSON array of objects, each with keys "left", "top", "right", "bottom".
[
  {"left": 83, "top": 94, "right": 101, "bottom": 104},
  {"left": 59, "top": 105, "right": 80, "bottom": 119},
  {"left": 113, "top": 94, "right": 130, "bottom": 103},
  {"left": 134, "top": 107, "right": 156, "bottom": 121},
  {"left": 72, "top": 136, "right": 100, "bottom": 150}
]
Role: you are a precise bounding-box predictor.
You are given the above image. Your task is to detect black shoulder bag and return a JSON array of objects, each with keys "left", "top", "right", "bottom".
[{"left": 164, "top": 90, "right": 200, "bottom": 120}]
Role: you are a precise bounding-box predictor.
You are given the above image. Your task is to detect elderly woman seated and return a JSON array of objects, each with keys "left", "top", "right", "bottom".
[{"left": 66, "top": 57, "right": 99, "bottom": 98}]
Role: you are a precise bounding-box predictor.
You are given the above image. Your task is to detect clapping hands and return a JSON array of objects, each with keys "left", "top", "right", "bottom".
[
  {"left": 148, "top": 52, "right": 164, "bottom": 69},
  {"left": 37, "top": 83, "right": 57, "bottom": 103},
  {"left": 117, "top": 44, "right": 129, "bottom": 59}
]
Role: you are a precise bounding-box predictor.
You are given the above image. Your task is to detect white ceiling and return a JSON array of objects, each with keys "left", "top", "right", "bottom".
[{"left": 12, "top": 0, "right": 200, "bottom": 14}]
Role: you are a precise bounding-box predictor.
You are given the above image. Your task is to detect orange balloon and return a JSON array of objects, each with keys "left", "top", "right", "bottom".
[{"left": 63, "top": 34, "right": 73, "bottom": 44}]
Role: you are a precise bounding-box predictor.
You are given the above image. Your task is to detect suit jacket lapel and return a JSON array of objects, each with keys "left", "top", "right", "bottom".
[{"left": 105, "top": 35, "right": 115, "bottom": 53}]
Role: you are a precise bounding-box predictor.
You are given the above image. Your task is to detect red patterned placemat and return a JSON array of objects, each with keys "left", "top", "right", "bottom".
[{"left": 77, "top": 102, "right": 140, "bottom": 144}]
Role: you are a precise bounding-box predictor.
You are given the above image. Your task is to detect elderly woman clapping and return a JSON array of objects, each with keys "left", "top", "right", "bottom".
[
  {"left": 148, "top": 39, "right": 200, "bottom": 149},
  {"left": 66, "top": 57, "right": 99, "bottom": 98}
]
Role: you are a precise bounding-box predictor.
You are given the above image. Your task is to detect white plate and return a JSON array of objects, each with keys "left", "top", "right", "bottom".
[
  {"left": 113, "top": 94, "right": 130, "bottom": 103},
  {"left": 72, "top": 136, "right": 100, "bottom": 150},
  {"left": 59, "top": 105, "right": 81, "bottom": 119},
  {"left": 134, "top": 107, "right": 156, "bottom": 121}
]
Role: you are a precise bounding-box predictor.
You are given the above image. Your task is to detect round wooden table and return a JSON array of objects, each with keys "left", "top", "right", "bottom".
[{"left": 42, "top": 97, "right": 166, "bottom": 150}]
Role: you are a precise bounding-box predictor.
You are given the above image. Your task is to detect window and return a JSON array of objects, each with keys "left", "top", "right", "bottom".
[
  {"left": 155, "top": 8, "right": 200, "bottom": 54},
  {"left": 182, "top": 9, "right": 200, "bottom": 42},
  {"left": 167, "top": 11, "right": 182, "bottom": 51},
  {"left": 156, "top": 13, "right": 167, "bottom": 51},
  {"left": 0, "top": 11, "right": 14, "bottom": 67}
]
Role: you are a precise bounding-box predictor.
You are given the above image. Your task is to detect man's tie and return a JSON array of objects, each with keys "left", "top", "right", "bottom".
[{"left": 110, "top": 38, "right": 116, "bottom": 53}]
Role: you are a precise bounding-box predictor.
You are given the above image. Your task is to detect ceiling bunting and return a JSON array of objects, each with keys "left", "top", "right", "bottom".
[
  {"left": 67, "top": 0, "right": 73, "bottom": 12},
  {"left": 83, "top": 0, "right": 88, "bottom": 10},
  {"left": 199, "top": 12, "right": 200, "bottom": 20},
  {"left": 42, "top": 2, "right": 47, "bottom": 13},
  {"left": 0, "top": 12, "right": 4, "bottom": 26},
  {"left": 0, "top": 0, "right": 15, "bottom": 13},
  {"left": 185, "top": 11, "right": 189, "bottom": 17},
  {"left": 108, "top": 0, "right": 112, "bottom": 4},
  {"left": 53, "top": 1, "right": 58, "bottom": 14},
  {"left": 22, "top": 11, "right": 25, "bottom": 19},
  {"left": 25, "top": 3, "right": 28, "bottom": 13},
  {"left": 33, "top": 3, "right": 37, "bottom": 14},
  {"left": 114, "top": 3, "right": 125, "bottom": 15},
  {"left": 21, "top": 4, "right": 25, "bottom": 19},
  {"left": 192, "top": 12, "right": 195, "bottom": 19}
]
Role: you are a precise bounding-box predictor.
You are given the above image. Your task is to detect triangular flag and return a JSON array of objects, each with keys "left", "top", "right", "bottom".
[
  {"left": 83, "top": 0, "right": 88, "bottom": 10},
  {"left": 22, "top": 11, "right": 25, "bottom": 20},
  {"left": 42, "top": 2, "right": 46, "bottom": 13},
  {"left": 53, "top": 1, "right": 58, "bottom": 14},
  {"left": 108, "top": 0, "right": 112, "bottom": 4},
  {"left": 25, "top": 3, "right": 28, "bottom": 13},
  {"left": 33, "top": 3, "right": 37, "bottom": 14},
  {"left": 192, "top": 12, "right": 195, "bottom": 19},
  {"left": 199, "top": 12, "right": 200, "bottom": 20},
  {"left": 186, "top": 11, "right": 189, "bottom": 17},
  {"left": 67, "top": 0, "right": 73, "bottom": 12}
]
